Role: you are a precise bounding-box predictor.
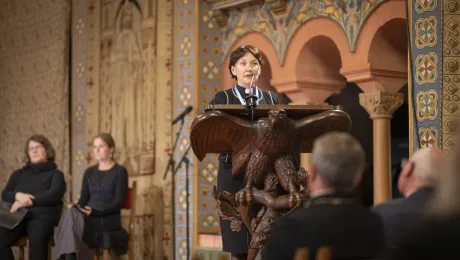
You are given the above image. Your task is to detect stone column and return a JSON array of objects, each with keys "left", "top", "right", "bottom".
[{"left": 359, "top": 92, "right": 404, "bottom": 204}]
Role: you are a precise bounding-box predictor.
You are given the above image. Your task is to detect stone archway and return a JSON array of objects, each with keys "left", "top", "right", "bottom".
[
  {"left": 340, "top": 0, "right": 408, "bottom": 204},
  {"left": 293, "top": 35, "right": 346, "bottom": 101},
  {"left": 341, "top": 0, "right": 407, "bottom": 90},
  {"left": 276, "top": 18, "right": 349, "bottom": 102}
]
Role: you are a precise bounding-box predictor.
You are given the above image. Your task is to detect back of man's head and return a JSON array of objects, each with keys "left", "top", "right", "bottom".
[
  {"left": 311, "top": 132, "right": 365, "bottom": 190},
  {"left": 401, "top": 148, "right": 443, "bottom": 189}
]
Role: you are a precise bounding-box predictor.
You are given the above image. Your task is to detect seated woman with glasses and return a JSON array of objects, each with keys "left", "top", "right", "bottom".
[
  {"left": 211, "top": 45, "right": 280, "bottom": 260},
  {"left": 0, "top": 135, "right": 67, "bottom": 260}
]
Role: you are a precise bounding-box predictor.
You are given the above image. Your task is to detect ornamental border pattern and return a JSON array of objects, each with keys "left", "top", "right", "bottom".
[
  {"left": 71, "top": 0, "right": 89, "bottom": 202},
  {"left": 411, "top": 0, "right": 443, "bottom": 151},
  {"left": 196, "top": 4, "right": 222, "bottom": 234},
  {"left": 221, "top": 0, "right": 386, "bottom": 65},
  {"left": 441, "top": 0, "right": 460, "bottom": 155},
  {"left": 174, "top": 0, "right": 197, "bottom": 259}
]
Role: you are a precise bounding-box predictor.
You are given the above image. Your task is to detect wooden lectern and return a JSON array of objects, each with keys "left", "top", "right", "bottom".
[{"left": 190, "top": 104, "right": 351, "bottom": 260}]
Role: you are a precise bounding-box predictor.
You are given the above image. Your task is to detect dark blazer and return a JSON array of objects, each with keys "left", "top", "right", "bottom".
[
  {"left": 391, "top": 213, "right": 460, "bottom": 260},
  {"left": 372, "top": 187, "right": 434, "bottom": 247},
  {"left": 263, "top": 193, "right": 386, "bottom": 260}
]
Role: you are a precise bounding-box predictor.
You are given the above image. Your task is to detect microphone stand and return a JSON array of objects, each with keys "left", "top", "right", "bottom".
[
  {"left": 162, "top": 117, "right": 185, "bottom": 258},
  {"left": 172, "top": 144, "right": 192, "bottom": 260}
]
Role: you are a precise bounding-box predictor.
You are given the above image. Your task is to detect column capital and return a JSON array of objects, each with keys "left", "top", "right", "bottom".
[{"left": 359, "top": 92, "right": 404, "bottom": 119}]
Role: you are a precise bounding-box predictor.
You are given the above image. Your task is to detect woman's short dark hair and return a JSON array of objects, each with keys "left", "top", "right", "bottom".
[
  {"left": 228, "top": 45, "right": 264, "bottom": 79},
  {"left": 93, "top": 132, "right": 116, "bottom": 158},
  {"left": 24, "top": 134, "right": 56, "bottom": 163}
]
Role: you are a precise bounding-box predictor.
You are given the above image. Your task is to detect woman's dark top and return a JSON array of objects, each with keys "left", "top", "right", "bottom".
[
  {"left": 77, "top": 163, "right": 129, "bottom": 255},
  {"left": 1, "top": 161, "right": 66, "bottom": 218},
  {"left": 212, "top": 84, "right": 279, "bottom": 254}
]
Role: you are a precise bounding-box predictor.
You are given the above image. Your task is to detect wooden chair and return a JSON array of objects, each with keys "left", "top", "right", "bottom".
[
  {"left": 294, "top": 247, "right": 332, "bottom": 260},
  {"left": 12, "top": 236, "right": 54, "bottom": 260},
  {"left": 93, "top": 181, "right": 137, "bottom": 260},
  {"left": 190, "top": 247, "right": 331, "bottom": 260}
]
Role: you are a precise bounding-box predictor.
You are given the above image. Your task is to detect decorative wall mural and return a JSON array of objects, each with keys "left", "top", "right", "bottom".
[
  {"left": 174, "top": 0, "right": 197, "bottom": 259},
  {"left": 197, "top": 2, "right": 223, "bottom": 235},
  {"left": 221, "top": 0, "right": 387, "bottom": 65},
  {"left": 410, "top": 0, "right": 442, "bottom": 150},
  {"left": 72, "top": 0, "right": 167, "bottom": 259},
  {"left": 441, "top": 0, "right": 460, "bottom": 155}
]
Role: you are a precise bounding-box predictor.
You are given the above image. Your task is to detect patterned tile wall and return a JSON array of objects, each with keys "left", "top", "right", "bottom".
[
  {"left": 175, "top": 0, "right": 197, "bottom": 259},
  {"left": 442, "top": 0, "right": 460, "bottom": 154},
  {"left": 71, "top": 0, "right": 89, "bottom": 202},
  {"left": 196, "top": 3, "right": 222, "bottom": 234},
  {"left": 222, "top": 0, "right": 386, "bottom": 65},
  {"left": 411, "top": 0, "right": 442, "bottom": 150}
]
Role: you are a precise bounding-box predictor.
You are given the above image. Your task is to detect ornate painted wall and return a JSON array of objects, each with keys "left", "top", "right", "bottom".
[
  {"left": 408, "top": 0, "right": 460, "bottom": 154},
  {"left": 409, "top": 0, "right": 442, "bottom": 152},
  {"left": 71, "top": 0, "right": 173, "bottom": 259},
  {"left": 173, "top": 1, "right": 198, "bottom": 259},
  {"left": 440, "top": 0, "right": 460, "bottom": 154},
  {"left": 196, "top": 3, "right": 222, "bottom": 235},
  {"left": 221, "top": 0, "right": 387, "bottom": 65},
  {"left": 0, "top": 0, "right": 71, "bottom": 198}
]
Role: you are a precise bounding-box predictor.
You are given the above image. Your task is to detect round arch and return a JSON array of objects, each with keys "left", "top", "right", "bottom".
[
  {"left": 282, "top": 17, "right": 350, "bottom": 82},
  {"left": 222, "top": 32, "right": 281, "bottom": 91},
  {"left": 344, "top": 0, "right": 407, "bottom": 70},
  {"left": 295, "top": 35, "right": 345, "bottom": 86},
  {"left": 277, "top": 18, "right": 348, "bottom": 102}
]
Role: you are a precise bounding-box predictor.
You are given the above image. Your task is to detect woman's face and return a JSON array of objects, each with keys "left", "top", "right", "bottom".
[
  {"left": 93, "top": 137, "right": 113, "bottom": 162},
  {"left": 231, "top": 52, "right": 261, "bottom": 88},
  {"left": 28, "top": 140, "right": 48, "bottom": 163}
]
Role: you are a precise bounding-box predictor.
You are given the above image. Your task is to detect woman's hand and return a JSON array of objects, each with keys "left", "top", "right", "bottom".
[
  {"left": 15, "top": 192, "right": 34, "bottom": 206},
  {"left": 10, "top": 201, "right": 27, "bottom": 213},
  {"left": 78, "top": 205, "right": 92, "bottom": 216},
  {"left": 67, "top": 203, "right": 74, "bottom": 209}
]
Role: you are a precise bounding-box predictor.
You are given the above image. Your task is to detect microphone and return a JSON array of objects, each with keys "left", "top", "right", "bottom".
[
  {"left": 172, "top": 106, "right": 193, "bottom": 125},
  {"left": 245, "top": 73, "right": 257, "bottom": 109}
]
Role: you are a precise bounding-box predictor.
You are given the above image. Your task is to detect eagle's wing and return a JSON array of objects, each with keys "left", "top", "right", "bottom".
[
  {"left": 293, "top": 110, "right": 352, "bottom": 153},
  {"left": 190, "top": 110, "right": 254, "bottom": 161}
]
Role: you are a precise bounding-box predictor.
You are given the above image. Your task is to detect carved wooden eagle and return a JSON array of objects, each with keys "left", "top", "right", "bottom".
[{"left": 190, "top": 107, "right": 352, "bottom": 206}]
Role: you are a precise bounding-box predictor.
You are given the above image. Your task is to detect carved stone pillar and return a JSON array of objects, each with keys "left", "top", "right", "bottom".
[{"left": 359, "top": 92, "right": 404, "bottom": 204}]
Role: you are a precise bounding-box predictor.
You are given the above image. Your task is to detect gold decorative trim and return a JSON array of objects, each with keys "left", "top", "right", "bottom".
[
  {"left": 193, "top": 0, "right": 200, "bottom": 252},
  {"left": 204, "top": 0, "right": 260, "bottom": 11},
  {"left": 265, "top": 0, "right": 288, "bottom": 14},
  {"left": 408, "top": 0, "right": 414, "bottom": 156},
  {"left": 171, "top": 0, "right": 179, "bottom": 258}
]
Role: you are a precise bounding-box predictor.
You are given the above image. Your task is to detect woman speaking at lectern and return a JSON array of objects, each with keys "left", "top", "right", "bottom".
[{"left": 212, "top": 45, "right": 279, "bottom": 260}]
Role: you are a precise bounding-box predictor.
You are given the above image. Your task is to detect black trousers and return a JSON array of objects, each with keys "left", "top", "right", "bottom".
[{"left": 0, "top": 213, "right": 57, "bottom": 260}]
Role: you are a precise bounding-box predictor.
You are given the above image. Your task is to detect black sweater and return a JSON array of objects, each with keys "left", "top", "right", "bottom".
[
  {"left": 77, "top": 163, "right": 128, "bottom": 217},
  {"left": 1, "top": 162, "right": 66, "bottom": 215}
]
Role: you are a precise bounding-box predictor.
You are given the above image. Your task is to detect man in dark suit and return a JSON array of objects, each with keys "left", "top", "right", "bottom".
[
  {"left": 372, "top": 147, "right": 444, "bottom": 247},
  {"left": 262, "top": 132, "right": 386, "bottom": 260}
]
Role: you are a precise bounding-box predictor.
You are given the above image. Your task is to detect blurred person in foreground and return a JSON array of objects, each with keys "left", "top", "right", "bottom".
[
  {"left": 372, "top": 147, "right": 443, "bottom": 247},
  {"left": 263, "top": 132, "right": 386, "bottom": 260},
  {"left": 390, "top": 125, "right": 460, "bottom": 260}
]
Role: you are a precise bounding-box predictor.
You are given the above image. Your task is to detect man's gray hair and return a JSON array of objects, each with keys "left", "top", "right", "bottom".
[
  {"left": 409, "top": 148, "right": 441, "bottom": 185},
  {"left": 312, "top": 132, "right": 365, "bottom": 189}
]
